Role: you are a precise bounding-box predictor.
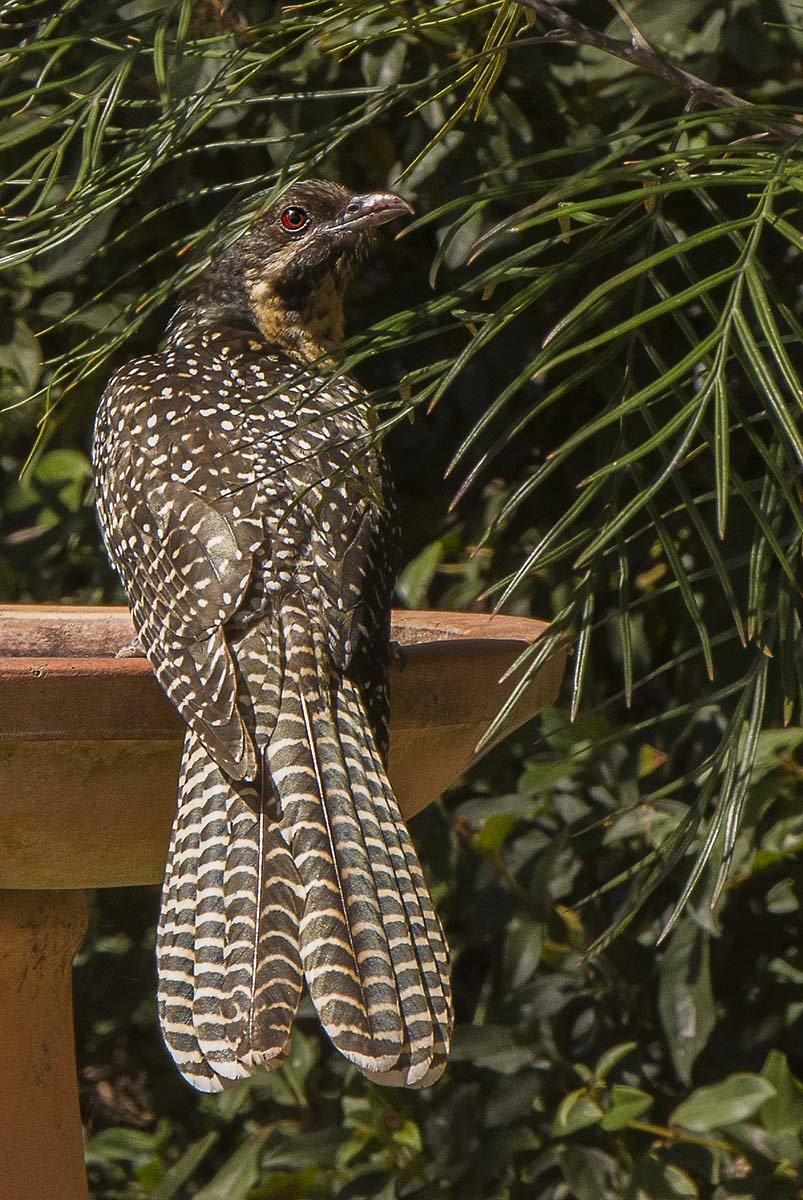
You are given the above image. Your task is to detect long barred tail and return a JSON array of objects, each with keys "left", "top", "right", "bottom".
[
  {"left": 156, "top": 599, "right": 452, "bottom": 1091},
  {"left": 156, "top": 731, "right": 304, "bottom": 1092}
]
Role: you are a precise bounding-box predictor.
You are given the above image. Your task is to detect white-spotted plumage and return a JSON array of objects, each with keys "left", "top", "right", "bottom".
[{"left": 93, "top": 181, "right": 452, "bottom": 1091}]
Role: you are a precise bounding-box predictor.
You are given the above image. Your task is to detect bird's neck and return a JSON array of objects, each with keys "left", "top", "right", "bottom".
[{"left": 168, "top": 269, "right": 347, "bottom": 363}]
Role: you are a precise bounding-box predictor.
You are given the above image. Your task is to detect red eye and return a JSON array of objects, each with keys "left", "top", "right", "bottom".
[{"left": 280, "top": 206, "right": 309, "bottom": 232}]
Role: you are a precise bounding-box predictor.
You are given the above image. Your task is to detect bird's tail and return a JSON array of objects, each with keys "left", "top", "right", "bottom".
[
  {"left": 156, "top": 728, "right": 304, "bottom": 1092},
  {"left": 157, "top": 598, "right": 452, "bottom": 1091}
]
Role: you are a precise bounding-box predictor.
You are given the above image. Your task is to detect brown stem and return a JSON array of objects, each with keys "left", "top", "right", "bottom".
[
  {"left": 628, "top": 1119, "right": 731, "bottom": 1152},
  {"left": 513, "top": 0, "right": 803, "bottom": 141}
]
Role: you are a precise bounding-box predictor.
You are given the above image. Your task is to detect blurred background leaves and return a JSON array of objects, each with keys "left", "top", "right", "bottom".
[{"left": 2, "top": 0, "right": 803, "bottom": 1196}]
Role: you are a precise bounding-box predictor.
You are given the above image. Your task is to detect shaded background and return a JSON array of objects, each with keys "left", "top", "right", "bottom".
[{"left": 2, "top": 2, "right": 803, "bottom": 1196}]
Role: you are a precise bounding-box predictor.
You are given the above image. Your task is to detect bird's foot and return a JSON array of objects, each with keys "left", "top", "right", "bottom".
[
  {"left": 389, "top": 640, "right": 407, "bottom": 671},
  {"left": 115, "top": 636, "right": 146, "bottom": 659}
]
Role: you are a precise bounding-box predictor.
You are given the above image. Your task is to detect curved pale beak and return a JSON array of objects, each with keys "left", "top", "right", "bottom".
[{"left": 336, "top": 191, "right": 414, "bottom": 232}]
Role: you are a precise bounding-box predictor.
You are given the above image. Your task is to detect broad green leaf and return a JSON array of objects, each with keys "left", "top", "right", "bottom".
[
  {"left": 631, "top": 1155, "right": 699, "bottom": 1197},
  {"left": 760, "top": 1050, "right": 803, "bottom": 1136},
  {"left": 552, "top": 1088, "right": 604, "bottom": 1136},
  {"left": 149, "top": 1134, "right": 218, "bottom": 1200},
  {"left": 473, "top": 811, "right": 517, "bottom": 853},
  {"left": 658, "top": 922, "right": 714, "bottom": 1085},
  {"left": 251, "top": 1165, "right": 325, "bottom": 1198},
  {"left": 504, "top": 917, "right": 544, "bottom": 988},
  {"left": 672, "top": 1074, "right": 776, "bottom": 1132},
  {"left": 601, "top": 1085, "right": 653, "bottom": 1131},
  {"left": 395, "top": 534, "right": 453, "bottom": 608},
  {"left": 557, "top": 1144, "right": 616, "bottom": 1200},
  {"left": 84, "top": 1125, "right": 167, "bottom": 1167},
  {"left": 450, "top": 1025, "right": 534, "bottom": 1074},
  {"left": 0, "top": 318, "right": 42, "bottom": 391},
  {"left": 34, "top": 448, "right": 93, "bottom": 484},
  {"left": 193, "top": 1133, "right": 269, "bottom": 1200},
  {"left": 594, "top": 1042, "right": 637, "bottom": 1081}
]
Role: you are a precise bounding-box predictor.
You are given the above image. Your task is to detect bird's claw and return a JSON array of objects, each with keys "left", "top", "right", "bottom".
[
  {"left": 115, "top": 636, "right": 146, "bottom": 659},
  {"left": 389, "top": 640, "right": 407, "bottom": 671}
]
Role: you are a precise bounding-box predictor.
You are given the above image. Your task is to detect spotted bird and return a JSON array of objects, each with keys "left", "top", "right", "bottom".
[{"left": 92, "top": 181, "right": 452, "bottom": 1091}]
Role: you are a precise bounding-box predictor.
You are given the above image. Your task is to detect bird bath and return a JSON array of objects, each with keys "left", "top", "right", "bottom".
[{"left": 0, "top": 604, "right": 565, "bottom": 1200}]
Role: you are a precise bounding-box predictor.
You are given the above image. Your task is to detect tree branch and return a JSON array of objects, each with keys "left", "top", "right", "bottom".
[{"left": 513, "top": 0, "right": 803, "bottom": 141}]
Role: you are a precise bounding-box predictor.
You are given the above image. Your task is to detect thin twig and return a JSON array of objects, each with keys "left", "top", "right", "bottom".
[{"left": 513, "top": 0, "right": 803, "bottom": 141}]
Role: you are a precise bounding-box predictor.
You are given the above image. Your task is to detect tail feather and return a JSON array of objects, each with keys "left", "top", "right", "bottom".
[
  {"left": 272, "top": 598, "right": 452, "bottom": 1083},
  {"left": 267, "top": 603, "right": 404, "bottom": 1073},
  {"left": 337, "top": 685, "right": 435, "bottom": 1083},
  {"left": 249, "top": 830, "right": 305, "bottom": 1062},
  {"left": 190, "top": 755, "right": 246, "bottom": 1082},
  {"left": 222, "top": 796, "right": 303, "bottom": 1067},
  {"left": 157, "top": 734, "right": 222, "bottom": 1092},
  {"left": 158, "top": 732, "right": 302, "bottom": 1089},
  {"left": 157, "top": 597, "right": 453, "bottom": 1090},
  {"left": 221, "top": 622, "right": 303, "bottom": 1065},
  {"left": 219, "top": 796, "right": 262, "bottom": 1053},
  {"left": 339, "top": 683, "right": 453, "bottom": 1086}
]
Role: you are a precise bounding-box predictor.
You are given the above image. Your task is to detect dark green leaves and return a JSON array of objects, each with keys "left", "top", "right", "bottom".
[
  {"left": 5, "top": 5, "right": 803, "bottom": 1200},
  {"left": 671, "top": 1074, "right": 776, "bottom": 1132},
  {"left": 658, "top": 923, "right": 715, "bottom": 1085}
]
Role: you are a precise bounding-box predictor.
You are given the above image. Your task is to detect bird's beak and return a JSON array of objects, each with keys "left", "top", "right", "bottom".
[{"left": 336, "top": 191, "right": 414, "bottom": 232}]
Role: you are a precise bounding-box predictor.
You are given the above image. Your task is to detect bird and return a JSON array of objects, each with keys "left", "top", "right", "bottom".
[{"left": 92, "top": 180, "right": 452, "bottom": 1092}]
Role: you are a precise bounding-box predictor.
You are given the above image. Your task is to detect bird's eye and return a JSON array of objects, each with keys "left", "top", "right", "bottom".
[{"left": 280, "top": 206, "right": 309, "bottom": 233}]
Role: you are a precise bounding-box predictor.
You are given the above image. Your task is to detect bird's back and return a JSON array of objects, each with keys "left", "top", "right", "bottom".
[{"left": 94, "top": 322, "right": 397, "bottom": 768}]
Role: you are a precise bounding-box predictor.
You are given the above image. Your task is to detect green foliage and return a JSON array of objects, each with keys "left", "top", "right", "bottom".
[{"left": 3, "top": 1, "right": 803, "bottom": 1197}]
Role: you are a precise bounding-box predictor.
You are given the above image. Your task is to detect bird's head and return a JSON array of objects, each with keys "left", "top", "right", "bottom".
[{"left": 177, "top": 180, "right": 413, "bottom": 360}]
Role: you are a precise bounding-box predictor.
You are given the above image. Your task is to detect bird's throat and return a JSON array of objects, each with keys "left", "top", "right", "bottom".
[{"left": 247, "top": 272, "right": 346, "bottom": 361}]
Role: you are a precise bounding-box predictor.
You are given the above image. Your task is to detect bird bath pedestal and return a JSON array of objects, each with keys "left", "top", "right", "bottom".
[{"left": 0, "top": 604, "right": 565, "bottom": 1200}]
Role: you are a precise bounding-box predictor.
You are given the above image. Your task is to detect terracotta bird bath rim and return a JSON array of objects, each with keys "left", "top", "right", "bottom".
[{"left": 0, "top": 604, "right": 566, "bottom": 890}]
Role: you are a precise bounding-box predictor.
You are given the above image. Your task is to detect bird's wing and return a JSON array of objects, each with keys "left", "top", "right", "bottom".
[{"left": 95, "top": 360, "right": 268, "bottom": 777}]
